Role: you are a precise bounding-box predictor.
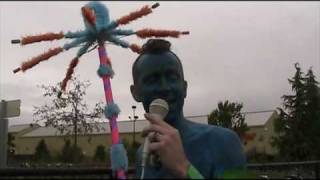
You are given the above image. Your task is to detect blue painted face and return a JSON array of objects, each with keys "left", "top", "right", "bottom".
[{"left": 131, "top": 52, "right": 187, "bottom": 123}]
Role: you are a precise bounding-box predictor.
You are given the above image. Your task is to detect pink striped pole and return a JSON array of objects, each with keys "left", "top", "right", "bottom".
[{"left": 98, "top": 44, "right": 126, "bottom": 179}]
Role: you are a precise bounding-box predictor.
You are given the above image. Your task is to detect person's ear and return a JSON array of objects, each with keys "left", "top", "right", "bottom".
[
  {"left": 130, "top": 84, "right": 141, "bottom": 102},
  {"left": 183, "top": 80, "right": 188, "bottom": 98}
]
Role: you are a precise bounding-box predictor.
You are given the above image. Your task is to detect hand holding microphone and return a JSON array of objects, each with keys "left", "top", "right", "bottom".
[
  {"left": 141, "top": 98, "right": 190, "bottom": 179},
  {"left": 141, "top": 99, "right": 169, "bottom": 179}
]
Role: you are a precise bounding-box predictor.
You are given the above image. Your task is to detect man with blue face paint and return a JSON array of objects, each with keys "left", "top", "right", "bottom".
[{"left": 130, "top": 39, "right": 246, "bottom": 179}]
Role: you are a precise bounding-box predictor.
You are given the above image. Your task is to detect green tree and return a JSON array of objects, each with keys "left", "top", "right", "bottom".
[
  {"left": 7, "top": 133, "right": 15, "bottom": 155},
  {"left": 93, "top": 145, "right": 106, "bottom": 162},
  {"left": 208, "top": 100, "right": 248, "bottom": 139},
  {"left": 34, "top": 139, "right": 51, "bottom": 163},
  {"left": 273, "top": 63, "right": 320, "bottom": 161},
  {"left": 304, "top": 68, "right": 320, "bottom": 158},
  {"left": 60, "top": 139, "right": 84, "bottom": 163},
  {"left": 121, "top": 138, "right": 140, "bottom": 166},
  {"left": 33, "top": 76, "right": 104, "bottom": 147}
]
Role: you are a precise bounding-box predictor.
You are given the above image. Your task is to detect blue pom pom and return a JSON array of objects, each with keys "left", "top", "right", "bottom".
[
  {"left": 97, "top": 64, "right": 114, "bottom": 78},
  {"left": 110, "top": 143, "right": 128, "bottom": 172},
  {"left": 104, "top": 103, "right": 120, "bottom": 119}
]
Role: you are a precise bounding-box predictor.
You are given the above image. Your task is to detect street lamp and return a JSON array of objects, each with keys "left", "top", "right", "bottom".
[{"left": 128, "top": 105, "right": 139, "bottom": 145}]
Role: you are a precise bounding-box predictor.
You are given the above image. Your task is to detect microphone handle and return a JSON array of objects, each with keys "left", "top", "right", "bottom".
[
  {"left": 141, "top": 135, "right": 150, "bottom": 168},
  {"left": 141, "top": 131, "right": 162, "bottom": 168}
]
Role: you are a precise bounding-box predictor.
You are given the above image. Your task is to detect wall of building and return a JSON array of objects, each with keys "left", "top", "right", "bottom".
[
  {"left": 12, "top": 113, "right": 279, "bottom": 159},
  {"left": 14, "top": 132, "right": 144, "bottom": 157},
  {"left": 262, "top": 112, "right": 278, "bottom": 155},
  {"left": 10, "top": 125, "right": 39, "bottom": 155},
  {"left": 243, "top": 111, "right": 278, "bottom": 156}
]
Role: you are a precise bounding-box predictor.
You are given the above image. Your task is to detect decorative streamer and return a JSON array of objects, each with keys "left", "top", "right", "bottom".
[
  {"left": 11, "top": 1, "right": 189, "bottom": 178},
  {"left": 136, "top": 29, "right": 190, "bottom": 39},
  {"left": 21, "top": 32, "right": 64, "bottom": 45},
  {"left": 63, "top": 36, "right": 88, "bottom": 50},
  {"left": 14, "top": 47, "right": 63, "bottom": 73},
  {"left": 111, "top": 29, "right": 135, "bottom": 36},
  {"left": 65, "top": 30, "right": 88, "bottom": 38},
  {"left": 61, "top": 57, "right": 79, "bottom": 92},
  {"left": 82, "top": 6, "right": 96, "bottom": 26},
  {"left": 130, "top": 44, "right": 143, "bottom": 54},
  {"left": 116, "top": 5, "right": 152, "bottom": 25}
]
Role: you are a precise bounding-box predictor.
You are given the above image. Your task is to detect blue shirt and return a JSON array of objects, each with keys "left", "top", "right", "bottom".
[{"left": 135, "top": 120, "right": 247, "bottom": 179}]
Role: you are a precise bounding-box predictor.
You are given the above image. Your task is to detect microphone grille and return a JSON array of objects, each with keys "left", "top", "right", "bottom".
[{"left": 149, "top": 98, "right": 169, "bottom": 119}]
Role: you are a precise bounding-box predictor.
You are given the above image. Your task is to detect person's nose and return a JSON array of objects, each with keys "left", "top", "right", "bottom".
[{"left": 159, "top": 76, "right": 170, "bottom": 92}]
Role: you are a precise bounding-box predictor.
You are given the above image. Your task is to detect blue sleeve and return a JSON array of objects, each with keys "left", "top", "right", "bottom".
[{"left": 135, "top": 146, "right": 142, "bottom": 179}]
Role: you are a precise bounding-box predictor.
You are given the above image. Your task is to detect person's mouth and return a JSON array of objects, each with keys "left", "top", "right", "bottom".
[{"left": 154, "top": 97, "right": 175, "bottom": 104}]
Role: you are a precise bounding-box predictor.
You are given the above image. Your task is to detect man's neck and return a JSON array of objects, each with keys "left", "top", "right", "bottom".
[{"left": 165, "top": 111, "right": 191, "bottom": 139}]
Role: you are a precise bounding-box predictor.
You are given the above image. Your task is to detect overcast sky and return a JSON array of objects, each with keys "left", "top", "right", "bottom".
[{"left": 1, "top": 1, "right": 319, "bottom": 126}]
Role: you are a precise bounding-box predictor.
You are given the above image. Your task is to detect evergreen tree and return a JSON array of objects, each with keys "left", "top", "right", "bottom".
[
  {"left": 34, "top": 139, "right": 51, "bottom": 163},
  {"left": 303, "top": 68, "right": 320, "bottom": 159},
  {"left": 60, "top": 139, "right": 84, "bottom": 163},
  {"left": 7, "top": 133, "right": 15, "bottom": 155},
  {"left": 93, "top": 145, "right": 106, "bottom": 162},
  {"left": 273, "top": 63, "right": 320, "bottom": 161}
]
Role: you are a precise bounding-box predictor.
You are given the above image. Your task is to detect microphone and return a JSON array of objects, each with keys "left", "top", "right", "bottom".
[
  {"left": 141, "top": 98, "right": 169, "bottom": 179},
  {"left": 149, "top": 98, "right": 169, "bottom": 119}
]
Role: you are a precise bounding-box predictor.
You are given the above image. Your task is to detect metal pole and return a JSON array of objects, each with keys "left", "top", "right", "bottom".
[
  {"left": 132, "top": 106, "right": 136, "bottom": 144},
  {"left": 316, "top": 162, "right": 319, "bottom": 179},
  {"left": 0, "top": 100, "right": 8, "bottom": 168},
  {"left": 133, "top": 119, "right": 136, "bottom": 144}
]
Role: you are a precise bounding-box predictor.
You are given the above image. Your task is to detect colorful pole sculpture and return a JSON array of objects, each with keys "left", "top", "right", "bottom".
[
  {"left": 11, "top": 1, "right": 189, "bottom": 179},
  {"left": 97, "top": 43, "right": 126, "bottom": 178}
]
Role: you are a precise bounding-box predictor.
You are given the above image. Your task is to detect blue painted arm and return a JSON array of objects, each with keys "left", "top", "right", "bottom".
[{"left": 214, "top": 128, "right": 247, "bottom": 178}]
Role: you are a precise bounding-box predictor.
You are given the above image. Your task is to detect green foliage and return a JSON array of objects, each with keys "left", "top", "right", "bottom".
[
  {"left": 59, "top": 139, "right": 84, "bottom": 163},
  {"left": 247, "top": 153, "right": 276, "bottom": 163},
  {"left": 122, "top": 138, "right": 141, "bottom": 166},
  {"left": 93, "top": 145, "right": 106, "bottom": 162},
  {"left": 7, "top": 133, "right": 15, "bottom": 155},
  {"left": 273, "top": 63, "right": 320, "bottom": 161},
  {"left": 7, "top": 133, "right": 15, "bottom": 148},
  {"left": 208, "top": 100, "right": 249, "bottom": 138},
  {"left": 34, "top": 139, "right": 51, "bottom": 163}
]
